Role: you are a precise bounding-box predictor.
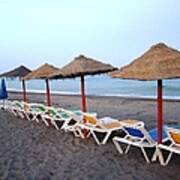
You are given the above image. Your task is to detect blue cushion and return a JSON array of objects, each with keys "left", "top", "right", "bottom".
[
  {"left": 149, "top": 128, "right": 167, "bottom": 142},
  {"left": 125, "top": 127, "right": 144, "bottom": 138}
]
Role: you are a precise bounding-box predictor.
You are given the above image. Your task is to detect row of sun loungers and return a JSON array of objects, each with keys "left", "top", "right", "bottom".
[{"left": 1, "top": 100, "right": 180, "bottom": 166}]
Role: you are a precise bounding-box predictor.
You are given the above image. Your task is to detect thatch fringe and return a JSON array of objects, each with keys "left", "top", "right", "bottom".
[
  {"left": 110, "top": 43, "right": 180, "bottom": 80},
  {"left": 49, "top": 55, "right": 117, "bottom": 79},
  {"left": 24, "top": 63, "right": 59, "bottom": 80},
  {"left": 0, "top": 65, "right": 31, "bottom": 78}
]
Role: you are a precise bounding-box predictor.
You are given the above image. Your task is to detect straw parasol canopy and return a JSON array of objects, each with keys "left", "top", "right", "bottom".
[
  {"left": 110, "top": 42, "right": 180, "bottom": 144},
  {"left": 49, "top": 54, "right": 117, "bottom": 112},
  {"left": 0, "top": 65, "right": 31, "bottom": 102},
  {"left": 23, "top": 63, "right": 60, "bottom": 106},
  {"left": 110, "top": 43, "right": 180, "bottom": 80},
  {"left": 24, "top": 63, "right": 59, "bottom": 80},
  {"left": 0, "top": 65, "right": 31, "bottom": 79},
  {"left": 49, "top": 54, "right": 117, "bottom": 79}
]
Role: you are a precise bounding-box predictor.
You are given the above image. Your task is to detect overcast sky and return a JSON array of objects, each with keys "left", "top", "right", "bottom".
[{"left": 0, "top": 0, "right": 180, "bottom": 72}]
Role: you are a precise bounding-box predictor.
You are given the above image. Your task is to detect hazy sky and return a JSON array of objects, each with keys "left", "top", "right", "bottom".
[{"left": 0, "top": 0, "right": 180, "bottom": 72}]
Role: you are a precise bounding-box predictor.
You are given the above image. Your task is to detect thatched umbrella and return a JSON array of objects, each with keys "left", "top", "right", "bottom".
[
  {"left": 49, "top": 54, "right": 117, "bottom": 112},
  {"left": 110, "top": 42, "right": 180, "bottom": 143},
  {"left": 24, "top": 63, "right": 60, "bottom": 106},
  {"left": 0, "top": 65, "right": 31, "bottom": 102}
]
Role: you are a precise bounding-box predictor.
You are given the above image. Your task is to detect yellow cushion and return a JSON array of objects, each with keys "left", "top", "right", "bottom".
[
  {"left": 170, "top": 131, "right": 180, "bottom": 144},
  {"left": 84, "top": 115, "right": 97, "bottom": 125}
]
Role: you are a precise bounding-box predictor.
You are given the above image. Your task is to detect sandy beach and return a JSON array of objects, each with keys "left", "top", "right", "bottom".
[{"left": 0, "top": 91, "right": 179, "bottom": 180}]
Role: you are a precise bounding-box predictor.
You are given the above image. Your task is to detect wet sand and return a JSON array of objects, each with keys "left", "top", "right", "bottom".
[{"left": 0, "top": 91, "right": 179, "bottom": 180}]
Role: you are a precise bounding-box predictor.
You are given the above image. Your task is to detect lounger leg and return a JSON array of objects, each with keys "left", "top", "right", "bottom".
[
  {"left": 32, "top": 116, "right": 37, "bottom": 122},
  {"left": 22, "top": 112, "right": 33, "bottom": 121},
  {"left": 13, "top": 110, "right": 19, "bottom": 117},
  {"left": 42, "top": 117, "right": 50, "bottom": 126},
  {"left": 18, "top": 111, "right": 25, "bottom": 119},
  {"left": 73, "top": 127, "right": 85, "bottom": 138},
  {"left": 155, "top": 147, "right": 166, "bottom": 165},
  {"left": 61, "top": 121, "right": 68, "bottom": 130},
  {"left": 86, "top": 131, "right": 91, "bottom": 138},
  {"left": 125, "top": 144, "right": 131, "bottom": 154},
  {"left": 78, "top": 130, "right": 85, "bottom": 138},
  {"left": 52, "top": 121, "right": 60, "bottom": 130},
  {"left": 73, "top": 127, "right": 89, "bottom": 138},
  {"left": 89, "top": 131, "right": 111, "bottom": 145},
  {"left": 65, "top": 125, "right": 75, "bottom": 132},
  {"left": 163, "top": 152, "right": 173, "bottom": 166},
  {"left": 79, "top": 129, "right": 86, "bottom": 138},
  {"left": 90, "top": 131, "right": 101, "bottom": 145},
  {"left": 31, "top": 116, "right": 39, "bottom": 123},
  {"left": 27, "top": 113, "right": 36, "bottom": 122},
  {"left": 74, "top": 127, "right": 91, "bottom": 139},
  {"left": 101, "top": 131, "right": 111, "bottom": 145},
  {"left": 113, "top": 139, "right": 123, "bottom": 154},
  {"left": 73, "top": 130, "right": 80, "bottom": 137},
  {"left": 63, "top": 120, "right": 77, "bottom": 132},
  {"left": 26, "top": 115, "right": 31, "bottom": 121},
  {"left": 152, "top": 146, "right": 159, "bottom": 162},
  {"left": 11, "top": 110, "right": 18, "bottom": 116},
  {"left": 141, "top": 147, "right": 150, "bottom": 163},
  {"left": 155, "top": 146, "right": 173, "bottom": 166}
]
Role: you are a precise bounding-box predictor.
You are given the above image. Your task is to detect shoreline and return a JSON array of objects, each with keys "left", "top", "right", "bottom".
[{"left": 8, "top": 89, "right": 180, "bottom": 102}]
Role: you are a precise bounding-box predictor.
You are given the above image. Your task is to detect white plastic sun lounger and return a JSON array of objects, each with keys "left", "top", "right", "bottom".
[
  {"left": 157, "top": 126, "right": 180, "bottom": 166},
  {"left": 67, "top": 111, "right": 144, "bottom": 145},
  {"left": 113, "top": 125, "right": 168, "bottom": 163}
]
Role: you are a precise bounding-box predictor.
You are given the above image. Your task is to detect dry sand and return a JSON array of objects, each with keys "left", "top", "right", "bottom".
[{"left": 0, "top": 91, "right": 179, "bottom": 180}]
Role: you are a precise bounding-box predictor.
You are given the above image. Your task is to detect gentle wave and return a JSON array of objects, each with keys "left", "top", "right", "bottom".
[
  {"left": 7, "top": 88, "right": 180, "bottom": 100},
  {"left": 103, "top": 93, "right": 180, "bottom": 100},
  {"left": 7, "top": 88, "right": 80, "bottom": 95}
]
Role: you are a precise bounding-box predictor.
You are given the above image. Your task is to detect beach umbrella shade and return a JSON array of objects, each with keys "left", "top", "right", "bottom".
[
  {"left": 110, "top": 42, "right": 180, "bottom": 143},
  {"left": 0, "top": 79, "right": 8, "bottom": 109},
  {"left": 0, "top": 65, "right": 31, "bottom": 102},
  {"left": 49, "top": 55, "right": 117, "bottom": 112},
  {"left": 24, "top": 63, "right": 60, "bottom": 106},
  {"left": 0, "top": 79, "right": 8, "bottom": 99}
]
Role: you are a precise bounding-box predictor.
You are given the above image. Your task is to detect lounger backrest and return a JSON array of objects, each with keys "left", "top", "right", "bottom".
[
  {"left": 73, "top": 110, "right": 82, "bottom": 116},
  {"left": 62, "top": 109, "right": 97, "bottom": 124},
  {"left": 167, "top": 127, "right": 180, "bottom": 145},
  {"left": 83, "top": 115, "right": 97, "bottom": 125},
  {"left": 37, "top": 105, "right": 46, "bottom": 112},
  {"left": 14, "top": 101, "right": 23, "bottom": 109},
  {"left": 63, "top": 109, "right": 83, "bottom": 122},
  {"left": 22, "top": 102, "right": 30, "bottom": 112},
  {"left": 59, "top": 112, "right": 70, "bottom": 119},
  {"left": 47, "top": 108, "right": 58, "bottom": 116},
  {"left": 28, "top": 103, "right": 47, "bottom": 112}
]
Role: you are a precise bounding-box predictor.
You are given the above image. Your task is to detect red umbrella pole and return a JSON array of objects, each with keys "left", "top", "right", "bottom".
[
  {"left": 22, "top": 79, "right": 27, "bottom": 102},
  {"left": 45, "top": 79, "right": 51, "bottom": 106},
  {"left": 80, "top": 75, "right": 87, "bottom": 112},
  {"left": 157, "top": 79, "right": 163, "bottom": 144}
]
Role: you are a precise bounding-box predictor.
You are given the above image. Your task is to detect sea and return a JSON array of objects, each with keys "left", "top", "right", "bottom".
[{"left": 4, "top": 75, "right": 180, "bottom": 100}]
